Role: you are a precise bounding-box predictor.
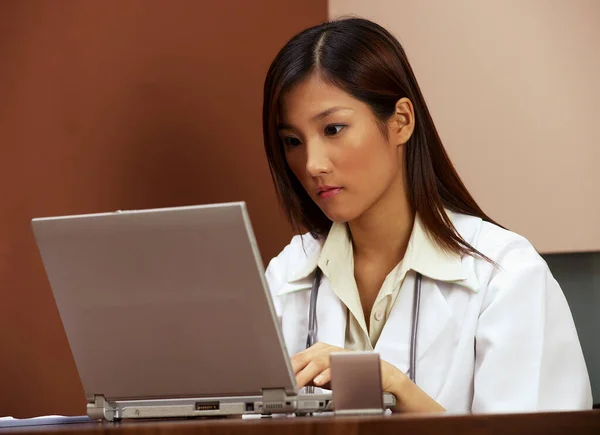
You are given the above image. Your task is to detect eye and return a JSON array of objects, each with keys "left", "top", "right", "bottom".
[
  {"left": 324, "top": 124, "right": 345, "bottom": 136},
  {"left": 282, "top": 136, "right": 302, "bottom": 148}
]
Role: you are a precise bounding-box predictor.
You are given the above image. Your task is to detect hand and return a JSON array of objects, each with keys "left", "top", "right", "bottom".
[
  {"left": 292, "top": 342, "right": 445, "bottom": 413},
  {"left": 291, "top": 342, "right": 343, "bottom": 389},
  {"left": 291, "top": 342, "right": 407, "bottom": 392}
]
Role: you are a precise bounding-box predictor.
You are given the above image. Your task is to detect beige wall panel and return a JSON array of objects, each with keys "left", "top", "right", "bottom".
[{"left": 330, "top": 0, "right": 600, "bottom": 253}]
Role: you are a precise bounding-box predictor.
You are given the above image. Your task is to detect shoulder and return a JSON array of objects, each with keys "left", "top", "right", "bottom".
[
  {"left": 264, "top": 233, "right": 322, "bottom": 296},
  {"left": 266, "top": 233, "right": 321, "bottom": 275},
  {"left": 451, "top": 211, "right": 554, "bottom": 304},
  {"left": 452, "top": 211, "right": 537, "bottom": 258},
  {"left": 452, "top": 211, "right": 545, "bottom": 268}
]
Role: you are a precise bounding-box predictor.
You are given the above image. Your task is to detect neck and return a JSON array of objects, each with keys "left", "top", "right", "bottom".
[{"left": 348, "top": 176, "right": 414, "bottom": 266}]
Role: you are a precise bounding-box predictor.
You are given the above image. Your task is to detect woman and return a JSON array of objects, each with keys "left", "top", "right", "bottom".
[{"left": 262, "top": 17, "right": 592, "bottom": 413}]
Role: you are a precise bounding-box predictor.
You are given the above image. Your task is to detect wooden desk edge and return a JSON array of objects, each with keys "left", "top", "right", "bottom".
[{"left": 3, "top": 409, "right": 599, "bottom": 435}]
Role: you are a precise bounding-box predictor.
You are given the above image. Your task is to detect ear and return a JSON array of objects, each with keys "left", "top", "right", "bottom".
[{"left": 388, "top": 98, "right": 415, "bottom": 146}]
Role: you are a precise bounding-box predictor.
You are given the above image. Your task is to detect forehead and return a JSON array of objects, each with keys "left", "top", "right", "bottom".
[{"left": 279, "top": 74, "right": 364, "bottom": 121}]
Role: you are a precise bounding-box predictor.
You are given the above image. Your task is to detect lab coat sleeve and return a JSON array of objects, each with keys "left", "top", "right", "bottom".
[{"left": 472, "top": 239, "right": 592, "bottom": 412}]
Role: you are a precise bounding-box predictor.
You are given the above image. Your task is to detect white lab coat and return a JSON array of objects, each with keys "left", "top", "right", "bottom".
[{"left": 265, "top": 212, "right": 593, "bottom": 412}]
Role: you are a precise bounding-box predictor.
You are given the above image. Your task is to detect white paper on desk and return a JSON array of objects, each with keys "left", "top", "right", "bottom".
[{"left": 0, "top": 415, "right": 91, "bottom": 428}]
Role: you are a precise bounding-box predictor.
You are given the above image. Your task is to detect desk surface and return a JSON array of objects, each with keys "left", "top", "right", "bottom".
[{"left": 2, "top": 411, "right": 600, "bottom": 435}]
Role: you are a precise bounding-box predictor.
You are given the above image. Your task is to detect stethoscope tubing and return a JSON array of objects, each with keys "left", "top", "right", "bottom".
[{"left": 306, "top": 268, "right": 422, "bottom": 391}]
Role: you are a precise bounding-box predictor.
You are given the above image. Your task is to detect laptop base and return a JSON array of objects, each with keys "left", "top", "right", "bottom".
[{"left": 88, "top": 390, "right": 395, "bottom": 421}]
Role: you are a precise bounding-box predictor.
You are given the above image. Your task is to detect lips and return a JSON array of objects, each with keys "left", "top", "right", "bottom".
[{"left": 316, "top": 186, "right": 343, "bottom": 199}]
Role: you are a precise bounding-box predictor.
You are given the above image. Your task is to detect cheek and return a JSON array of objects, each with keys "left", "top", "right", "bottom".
[{"left": 336, "top": 136, "right": 396, "bottom": 181}]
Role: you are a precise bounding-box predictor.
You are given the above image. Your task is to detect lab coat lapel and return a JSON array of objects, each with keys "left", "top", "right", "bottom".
[
  {"left": 278, "top": 272, "right": 346, "bottom": 356},
  {"left": 315, "top": 274, "right": 346, "bottom": 349},
  {"left": 375, "top": 272, "right": 453, "bottom": 382}
]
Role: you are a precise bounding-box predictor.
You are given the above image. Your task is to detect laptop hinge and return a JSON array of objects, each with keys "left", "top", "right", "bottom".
[
  {"left": 87, "top": 394, "right": 118, "bottom": 421},
  {"left": 262, "top": 388, "right": 287, "bottom": 403},
  {"left": 260, "top": 388, "right": 295, "bottom": 414}
]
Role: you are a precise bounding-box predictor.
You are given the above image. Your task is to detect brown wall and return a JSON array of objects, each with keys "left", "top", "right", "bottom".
[{"left": 0, "top": 0, "right": 327, "bottom": 418}]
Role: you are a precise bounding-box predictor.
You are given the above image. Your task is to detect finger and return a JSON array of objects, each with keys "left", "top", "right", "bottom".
[
  {"left": 313, "top": 368, "right": 331, "bottom": 387},
  {"left": 296, "top": 362, "right": 321, "bottom": 388},
  {"left": 291, "top": 351, "right": 311, "bottom": 374},
  {"left": 291, "top": 342, "right": 327, "bottom": 373},
  {"left": 296, "top": 358, "right": 328, "bottom": 389},
  {"left": 380, "top": 360, "right": 406, "bottom": 392}
]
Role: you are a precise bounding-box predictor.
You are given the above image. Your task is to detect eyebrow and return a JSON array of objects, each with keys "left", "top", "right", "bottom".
[{"left": 277, "top": 106, "right": 353, "bottom": 131}]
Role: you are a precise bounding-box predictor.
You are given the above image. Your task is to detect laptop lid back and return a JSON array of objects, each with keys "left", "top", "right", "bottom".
[{"left": 31, "top": 202, "right": 297, "bottom": 401}]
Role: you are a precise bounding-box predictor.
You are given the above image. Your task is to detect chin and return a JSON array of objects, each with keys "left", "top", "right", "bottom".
[{"left": 320, "top": 206, "right": 362, "bottom": 224}]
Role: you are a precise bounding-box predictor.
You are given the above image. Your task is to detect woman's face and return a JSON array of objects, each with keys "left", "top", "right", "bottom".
[{"left": 278, "top": 74, "right": 412, "bottom": 223}]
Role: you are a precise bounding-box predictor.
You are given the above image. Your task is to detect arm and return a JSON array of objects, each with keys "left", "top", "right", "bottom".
[
  {"left": 384, "top": 366, "right": 446, "bottom": 412},
  {"left": 472, "top": 240, "right": 592, "bottom": 412}
]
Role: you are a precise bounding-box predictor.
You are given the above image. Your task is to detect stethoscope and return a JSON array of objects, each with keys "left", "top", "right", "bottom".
[{"left": 305, "top": 268, "right": 422, "bottom": 390}]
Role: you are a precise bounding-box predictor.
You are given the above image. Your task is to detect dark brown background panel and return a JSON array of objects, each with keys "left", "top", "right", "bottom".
[{"left": 0, "top": 0, "right": 327, "bottom": 418}]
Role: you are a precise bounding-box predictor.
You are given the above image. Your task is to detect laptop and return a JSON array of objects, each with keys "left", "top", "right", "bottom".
[{"left": 32, "top": 202, "right": 395, "bottom": 421}]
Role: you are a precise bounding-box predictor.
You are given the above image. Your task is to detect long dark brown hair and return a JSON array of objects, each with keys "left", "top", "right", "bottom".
[{"left": 262, "top": 17, "right": 502, "bottom": 261}]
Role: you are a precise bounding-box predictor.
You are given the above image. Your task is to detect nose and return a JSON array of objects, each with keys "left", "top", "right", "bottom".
[{"left": 305, "top": 141, "right": 331, "bottom": 177}]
